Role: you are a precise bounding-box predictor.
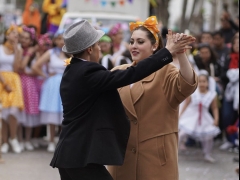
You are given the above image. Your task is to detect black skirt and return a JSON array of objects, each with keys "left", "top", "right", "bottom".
[{"left": 58, "top": 164, "right": 113, "bottom": 180}]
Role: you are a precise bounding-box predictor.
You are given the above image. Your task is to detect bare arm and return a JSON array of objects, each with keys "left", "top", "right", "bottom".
[
  {"left": 0, "top": 74, "right": 12, "bottom": 92},
  {"left": 177, "top": 52, "right": 195, "bottom": 85},
  {"left": 179, "top": 96, "right": 191, "bottom": 117},
  {"left": 171, "top": 33, "right": 195, "bottom": 85},
  {"left": 0, "top": 74, "right": 5, "bottom": 84},
  {"left": 211, "top": 96, "right": 219, "bottom": 127},
  {"left": 12, "top": 43, "right": 23, "bottom": 73},
  {"left": 20, "top": 47, "right": 37, "bottom": 72},
  {"left": 32, "top": 50, "right": 50, "bottom": 78}
]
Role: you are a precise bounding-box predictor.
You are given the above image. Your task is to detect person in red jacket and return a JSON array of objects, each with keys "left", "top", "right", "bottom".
[
  {"left": 220, "top": 32, "right": 239, "bottom": 151},
  {"left": 229, "top": 33, "right": 239, "bottom": 69}
]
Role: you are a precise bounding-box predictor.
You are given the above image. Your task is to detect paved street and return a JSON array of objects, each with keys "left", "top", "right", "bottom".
[{"left": 0, "top": 146, "right": 239, "bottom": 180}]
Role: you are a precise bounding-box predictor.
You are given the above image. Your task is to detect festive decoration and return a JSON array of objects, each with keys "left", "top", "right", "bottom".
[
  {"left": 101, "top": 0, "right": 107, "bottom": 6},
  {"left": 111, "top": 1, "right": 117, "bottom": 7},
  {"left": 93, "top": 0, "right": 99, "bottom": 5},
  {"left": 85, "top": 0, "right": 133, "bottom": 7},
  {"left": 119, "top": 0, "right": 125, "bottom": 6}
]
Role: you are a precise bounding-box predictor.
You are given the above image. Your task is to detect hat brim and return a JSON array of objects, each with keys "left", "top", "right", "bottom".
[{"left": 62, "top": 30, "right": 105, "bottom": 54}]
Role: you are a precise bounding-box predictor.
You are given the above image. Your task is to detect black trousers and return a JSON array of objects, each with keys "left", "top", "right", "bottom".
[{"left": 58, "top": 164, "right": 113, "bottom": 180}]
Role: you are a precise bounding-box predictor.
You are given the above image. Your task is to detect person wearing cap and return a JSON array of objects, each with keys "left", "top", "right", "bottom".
[
  {"left": 99, "top": 35, "right": 114, "bottom": 70},
  {"left": 49, "top": 20, "right": 195, "bottom": 180}
]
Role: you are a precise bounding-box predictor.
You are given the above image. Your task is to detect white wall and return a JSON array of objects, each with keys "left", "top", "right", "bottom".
[
  {"left": 67, "top": 0, "right": 149, "bottom": 21},
  {"left": 0, "top": 0, "right": 16, "bottom": 13}
]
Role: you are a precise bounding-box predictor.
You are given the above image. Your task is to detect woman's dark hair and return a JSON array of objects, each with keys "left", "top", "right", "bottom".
[
  {"left": 213, "top": 31, "right": 224, "bottom": 38},
  {"left": 201, "top": 31, "right": 213, "bottom": 38},
  {"left": 198, "top": 44, "right": 217, "bottom": 63},
  {"left": 194, "top": 44, "right": 220, "bottom": 76},
  {"left": 231, "top": 33, "right": 239, "bottom": 53},
  {"left": 22, "top": 25, "right": 38, "bottom": 67},
  {"left": 25, "top": 25, "right": 38, "bottom": 46},
  {"left": 132, "top": 26, "right": 164, "bottom": 54}
]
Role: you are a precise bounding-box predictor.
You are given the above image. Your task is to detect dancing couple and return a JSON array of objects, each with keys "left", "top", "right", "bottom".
[{"left": 50, "top": 16, "right": 198, "bottom": 180}]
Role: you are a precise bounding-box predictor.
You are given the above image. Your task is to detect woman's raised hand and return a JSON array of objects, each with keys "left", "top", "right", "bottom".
[{"left": 165, "top": 30, "right": 195, "bottom": 54}]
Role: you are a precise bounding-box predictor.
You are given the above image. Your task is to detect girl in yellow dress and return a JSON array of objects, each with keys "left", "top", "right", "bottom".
[{"left": 0, "top": 26, "right": 24, "bottom": 154}]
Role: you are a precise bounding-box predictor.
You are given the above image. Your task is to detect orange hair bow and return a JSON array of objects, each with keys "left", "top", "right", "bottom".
[
  {"left": 129, "top": 16, "right": 160, "bottom": 45},
  {"left": 5, "top": 25, "right": 22, "bottom": 35}
]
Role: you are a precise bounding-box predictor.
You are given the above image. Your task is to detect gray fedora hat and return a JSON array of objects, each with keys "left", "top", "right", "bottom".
[{"left": 62, "top": 20, "right": 105, "bottom": 54}]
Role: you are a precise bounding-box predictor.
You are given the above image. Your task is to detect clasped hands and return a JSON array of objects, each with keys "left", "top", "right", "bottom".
[{"left": 166, "top": 30, "right": 196, "bottom": 55}]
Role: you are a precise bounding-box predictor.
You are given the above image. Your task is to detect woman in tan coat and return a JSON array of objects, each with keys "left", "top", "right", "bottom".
[{"left": 108, "top": 16, "right": 198, "bottom": 180}]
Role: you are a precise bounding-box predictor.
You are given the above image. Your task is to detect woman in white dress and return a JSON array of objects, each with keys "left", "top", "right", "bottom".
[{"left": 179, "top": 70, "right": 221, "bottom": 163}]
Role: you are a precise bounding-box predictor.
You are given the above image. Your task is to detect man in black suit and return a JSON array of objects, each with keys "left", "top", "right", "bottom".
[{"left": 50, "top": 20, "right": 193, "bottom": 180}]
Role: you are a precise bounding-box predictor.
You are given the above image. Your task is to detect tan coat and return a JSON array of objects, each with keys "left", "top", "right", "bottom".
[{"left": 108, "top": 63, "right": 198, "bottom": 180}]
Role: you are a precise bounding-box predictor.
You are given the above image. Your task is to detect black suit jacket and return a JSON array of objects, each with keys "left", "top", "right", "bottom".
[{"left": 50, "top": 48, "right": 172, "bottom": 168}]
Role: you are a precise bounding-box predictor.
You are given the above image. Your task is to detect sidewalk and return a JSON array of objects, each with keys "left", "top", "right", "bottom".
[{"left": 0, "top": 147, "right": 239, "bottom": 180}]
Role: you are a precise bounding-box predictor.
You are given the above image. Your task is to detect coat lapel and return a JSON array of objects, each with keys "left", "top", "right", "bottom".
[
  {"left": 119, "top": 86, "right": 138, "bottom": 119},
  {"left": 131, "top": 81, "right": 144, "bottom": 105},
  {"left": 131, "top": 72, "right": 156, "bottom": 105}
]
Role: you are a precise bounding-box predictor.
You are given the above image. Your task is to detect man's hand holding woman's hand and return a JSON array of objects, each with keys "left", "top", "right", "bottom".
[{"left": 165, "top": 30, "right": 196, "bottom": 55}]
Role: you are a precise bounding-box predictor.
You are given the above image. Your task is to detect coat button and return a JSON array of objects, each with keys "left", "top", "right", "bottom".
[{"left": 131, "top": 148, "right": 136, "bottom": 154}]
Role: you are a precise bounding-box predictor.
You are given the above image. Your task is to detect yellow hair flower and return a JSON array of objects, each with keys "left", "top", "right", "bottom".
[
  {"left": 64, "top": 58, "right": 72, "bottom": 66},
  {"left": 6, "top": 25, "right": 22, "bottom": 35}
]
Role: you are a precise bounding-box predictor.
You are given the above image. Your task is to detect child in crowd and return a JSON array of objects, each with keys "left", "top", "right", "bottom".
[
  {"left": 99, "top": 35, "right": 114, "bottom": 70},
  {"left": 179, "top": 70, "right": 221, "bottom": 163}
]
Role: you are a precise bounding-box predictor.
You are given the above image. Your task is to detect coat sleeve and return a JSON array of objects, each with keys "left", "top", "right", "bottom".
[
  {"left": 83, "top": 48, "right": 173, "bottom": 92},
  {"left": 162, "top": 64, "right": 198, "bottom": 109}
]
